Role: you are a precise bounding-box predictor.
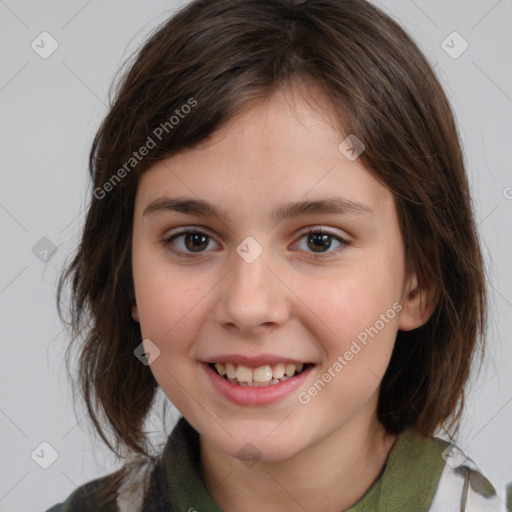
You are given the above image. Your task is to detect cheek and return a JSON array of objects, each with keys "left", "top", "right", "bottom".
[
  {"left": 291, "top": 256, "right": 403, "bottom": 407},
  {"left": 131, "top": 239, "right": 204, "bottom": 347},
  {"left": 293, "top": 275, "right": 401, "bottom": 415},
  {"left": 132, "top": 268, "right": 209, "bottom": 410},
  {"left": 298, "top": 262, "right": 402, "bottom": 344},
  {"left": 135, "top": 270, "right": 205, "bottom": 343}
]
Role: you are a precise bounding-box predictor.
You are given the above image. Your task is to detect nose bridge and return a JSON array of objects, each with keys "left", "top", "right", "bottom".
[
  {"left": 216, "top": 239, "right": 289, "bottom": 332},
  {"left": 232, "top": 244, "right": 270, "bottom": 294}
]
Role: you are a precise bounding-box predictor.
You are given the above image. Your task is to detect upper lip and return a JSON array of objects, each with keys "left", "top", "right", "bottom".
[{"left": 203, "top": 354, "right": 313, "bottom": 367}]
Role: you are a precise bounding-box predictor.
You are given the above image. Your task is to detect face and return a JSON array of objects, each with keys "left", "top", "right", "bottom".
[{"left": 131, "top": 87, "right": 416, "bottom": 463}]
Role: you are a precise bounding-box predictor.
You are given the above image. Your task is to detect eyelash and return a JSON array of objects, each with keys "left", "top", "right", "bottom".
[{"left": 162, "top": 227, "right": 350, "bottom": 259}]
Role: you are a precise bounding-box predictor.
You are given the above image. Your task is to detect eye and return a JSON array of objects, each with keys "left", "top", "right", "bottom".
[
  {"left": 291, "top": 228, "right": 350, "bottom": 257},
  {"left": 163, "top": 227, "right": 350, "bottom": 259},
  {"left": 163, "top": 228, "right": 220, "bottom": 258}
]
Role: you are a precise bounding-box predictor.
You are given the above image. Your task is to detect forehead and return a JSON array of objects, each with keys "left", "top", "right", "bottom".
[{"left": 135, "top": 88, "right": 395, "bottom": 222}]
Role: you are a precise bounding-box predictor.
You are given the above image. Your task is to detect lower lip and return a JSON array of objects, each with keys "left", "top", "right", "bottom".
[{"left": 200, "top": 362, "right": 314, "bottom": 406}]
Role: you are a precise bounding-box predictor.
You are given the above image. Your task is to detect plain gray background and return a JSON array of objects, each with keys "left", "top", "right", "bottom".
[{"left": 0, "top": 1, "right": 511, "bottom": 511}]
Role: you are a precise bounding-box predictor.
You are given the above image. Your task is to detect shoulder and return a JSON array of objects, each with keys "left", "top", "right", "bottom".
[
  {"left": 377, "top": 429, "right": 505, "bottom": 512},
  {"left": 44, "top": 469, "right": 124, "bottom": 512},
  {"left": 44, "top": 419, "right": 189, "bottom": 512},
  {"left": 428, "top": 440, "right": 506, "bottom": 512}
]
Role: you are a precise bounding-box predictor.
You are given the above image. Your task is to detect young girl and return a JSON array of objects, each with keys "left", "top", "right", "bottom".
[{"left": 46, "top": 0, "right": 509, "bottom": 511}]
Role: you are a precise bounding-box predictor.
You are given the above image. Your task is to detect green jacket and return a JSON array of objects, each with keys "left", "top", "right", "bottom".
[{"left": 45, "top": 416, "right": 507, "bottom": 511}]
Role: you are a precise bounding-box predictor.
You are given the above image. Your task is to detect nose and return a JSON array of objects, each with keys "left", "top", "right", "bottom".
[{"left": 214, "top": 245, "right": 291, "bottom": 336}]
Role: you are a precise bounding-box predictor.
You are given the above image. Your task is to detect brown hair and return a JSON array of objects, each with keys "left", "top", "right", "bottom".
[{"left": 57, "top": 0, "right": 487, "bottom": 505}]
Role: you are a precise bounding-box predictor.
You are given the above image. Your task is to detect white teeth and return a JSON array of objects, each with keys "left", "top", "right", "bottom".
[
  {"left": 215, "top": 363, "right": 226, "bottom": 376},
  {"left": 228, "top": 377, "right": 290, "bottom": 387},
  {"left": 211, "top": 361, "right": 307, "bottom": 385},
  {"left": 253, "top": 365, "right": 272, "bottom": 383},
  {"left": 225, "top": 363, "right": 237, "bottom": 379},
  {"left": 235, "top": 365, "right": 253, "bottom": 383},
  {"left": 272, "top": 363, "right": 286, "bottom": 379},
  {"left": 284, "top": 363, "right": 297, "bottom": 376}
]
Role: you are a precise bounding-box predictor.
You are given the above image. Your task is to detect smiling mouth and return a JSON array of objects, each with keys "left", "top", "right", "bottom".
[{"left": 208, "top": 362, "right": 313, "bottom": 387}]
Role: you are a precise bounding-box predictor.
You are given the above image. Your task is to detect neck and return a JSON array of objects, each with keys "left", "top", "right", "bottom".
[{"left": 199, "top": 413, "right": 397, "bottom": 512}]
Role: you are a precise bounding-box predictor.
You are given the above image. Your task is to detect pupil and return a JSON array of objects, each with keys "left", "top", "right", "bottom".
[
  {"left": 308, "top": 233, "right": 331, "bottom": 252},
  {"left": 185, "top": 233, "right": 208, "bottom": 251}
]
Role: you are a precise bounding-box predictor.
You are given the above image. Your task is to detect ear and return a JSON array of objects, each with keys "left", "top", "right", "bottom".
[
  {"left": 398, "top": 271, "right": 439, "bottom": 331},
  {"left": 131, "top": 302, "right": 140, "bottom": 323}
]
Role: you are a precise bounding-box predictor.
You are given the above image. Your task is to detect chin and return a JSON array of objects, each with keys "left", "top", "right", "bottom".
[
  {"left": 202, "top": 422, "right": 306, "bottom": 464},
  {"left": 228, "top": 437, "right": 303, "bottom": 464}
]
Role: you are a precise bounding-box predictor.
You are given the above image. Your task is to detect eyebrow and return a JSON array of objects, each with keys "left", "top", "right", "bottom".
[{"left": 142, "top": 196, "right": 374, "bottom": 222}]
